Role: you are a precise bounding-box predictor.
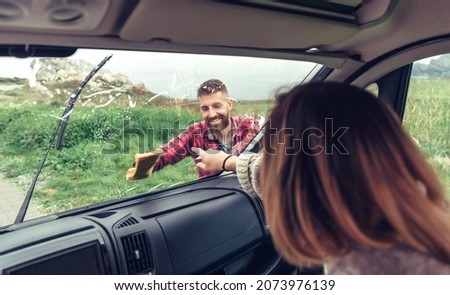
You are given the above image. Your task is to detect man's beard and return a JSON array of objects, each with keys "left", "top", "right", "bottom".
[{"left": 206, "top": 114, "right": 230, "bottom": 131}]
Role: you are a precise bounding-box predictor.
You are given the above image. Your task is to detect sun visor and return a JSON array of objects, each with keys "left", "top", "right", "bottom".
[{"left": 119, "top": 0, "right": 359, "bottom": 49}]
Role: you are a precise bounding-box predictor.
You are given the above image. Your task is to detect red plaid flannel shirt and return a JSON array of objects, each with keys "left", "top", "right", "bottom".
[{"left": 153, "top": 116, "right": 260, "bottom": 178}]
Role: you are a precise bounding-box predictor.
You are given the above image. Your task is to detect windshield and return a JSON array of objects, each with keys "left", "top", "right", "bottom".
[{"left": 0, "top": 48, "right": 321, "bottom": 226}]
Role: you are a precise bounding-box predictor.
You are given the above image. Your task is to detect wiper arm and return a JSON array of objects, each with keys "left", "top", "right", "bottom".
[
  {"left": 56, "top": 53, "right": 113, "bottom": 149},
  {"left": 13, "top": 54, "right": 113, "bottom": 224}
]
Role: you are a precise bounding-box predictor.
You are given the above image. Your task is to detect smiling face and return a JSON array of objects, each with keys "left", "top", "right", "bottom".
[{"left": 198, "top": 91, "right": 233, "bottom": 131}]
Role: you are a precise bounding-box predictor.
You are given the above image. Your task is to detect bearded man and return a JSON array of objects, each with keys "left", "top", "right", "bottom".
[{"left": 148, "top": 79, "right": 260, "bottom": 178}]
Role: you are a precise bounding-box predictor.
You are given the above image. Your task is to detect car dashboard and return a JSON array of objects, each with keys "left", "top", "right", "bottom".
[{"left": 0, "top": 176, "right": 292, "bottom": 275}]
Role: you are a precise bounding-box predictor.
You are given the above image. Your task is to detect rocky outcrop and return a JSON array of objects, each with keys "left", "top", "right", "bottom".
[
  {"left": 29, "top": 58, "right": 151, "bottom": 106},
  {"left": 412, "top": 55, "right": 450, "bottom": 79},
  {"left": 32, "top": 58, "right": 134, "bottom": 89}
]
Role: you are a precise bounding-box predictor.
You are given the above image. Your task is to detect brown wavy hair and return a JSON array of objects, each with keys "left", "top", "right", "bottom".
[{"left": 262, "top": 81, "right": 450, "bottom": 266}]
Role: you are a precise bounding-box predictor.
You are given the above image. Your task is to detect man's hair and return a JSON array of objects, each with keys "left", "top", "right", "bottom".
[
  {"left": 197, "top": 79, "right": 228, "bottom": 97},
  {"left": 262, "top": 81, "right": 450, "bottom": 266}
]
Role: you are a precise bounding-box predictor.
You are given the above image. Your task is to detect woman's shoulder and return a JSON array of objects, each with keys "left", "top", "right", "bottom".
[{"left": 327, "top": 244, "right": 450, "bottom": 275}]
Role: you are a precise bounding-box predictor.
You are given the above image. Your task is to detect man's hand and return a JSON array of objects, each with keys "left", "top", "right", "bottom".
[{"left": 192, "top": 147, "right": 231, "bottom": 173}]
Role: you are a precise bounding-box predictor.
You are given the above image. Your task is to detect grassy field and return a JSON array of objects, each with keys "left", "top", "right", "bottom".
[
  {"left": 0, "top": 104, "right": 199, "bottom": 213},
  {"left": 0, "top": 89, "right": 274, "bottom": 213},
  {"left": 0, "top": 78, "right": 448, "bottom": 215},
  {"left": 402, "top": 78, "right": 449, "bottom": 194}
]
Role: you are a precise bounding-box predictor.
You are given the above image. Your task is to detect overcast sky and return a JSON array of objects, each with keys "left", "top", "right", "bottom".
[
  {"left": 1, "top": 50, "right": 443, "bottom": 99},
  {"left": 0, "top": 49, "right": 320, "bottom": 100}
]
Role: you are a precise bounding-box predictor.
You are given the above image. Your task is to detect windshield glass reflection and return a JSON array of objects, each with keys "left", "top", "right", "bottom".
[{"left": 0, "top": 49, "right": 319, "bottom": 225}]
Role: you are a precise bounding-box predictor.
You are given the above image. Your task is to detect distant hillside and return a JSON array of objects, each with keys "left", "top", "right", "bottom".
[
  {"left": 0, "top": 58, "right": 175, "bottom": 107},
  {"left": 33, "top": 58, "right": 134, "bottom": 91},
  {"left": 30, "top": 58, "right": 165, "bottom": 106},
  {"left": 412, "top": 55, "right": 450, "bottom": 79}
]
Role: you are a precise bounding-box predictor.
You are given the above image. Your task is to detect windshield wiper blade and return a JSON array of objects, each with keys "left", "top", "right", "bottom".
[
  {"left": 13, "top": 54, "right": 113, "bottom": 224},
  {"left": 55, "top": 53, "right": 113, "bottom": 150}
]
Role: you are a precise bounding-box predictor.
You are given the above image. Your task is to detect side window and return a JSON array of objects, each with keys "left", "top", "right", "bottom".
[
  {"left": 365, "top": 83, "right": 379, "bottom": 97},
  {"left": 403, "top": 54, "right": 450, "bottom": 194}
]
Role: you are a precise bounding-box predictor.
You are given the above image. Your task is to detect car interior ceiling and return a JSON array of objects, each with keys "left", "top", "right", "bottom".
[{"left": 0, "top": 1, "right": 449, "bottom": 80}]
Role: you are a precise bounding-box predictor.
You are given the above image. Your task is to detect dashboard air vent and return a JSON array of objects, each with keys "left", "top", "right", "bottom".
[
  {"left": 121, "top": 232, "right": 153, "bottom": 275},
  {"left": 117, "top": 216, "right": 139, "bottom": 228}
]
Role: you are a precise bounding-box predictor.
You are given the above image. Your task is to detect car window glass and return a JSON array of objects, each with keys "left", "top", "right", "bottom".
[
  {"left": 403, "top": 54, "right": 450, "bottom": 195},
  {"left": 365, "top": 83, "right": 379, "bottom": 97},
  {"left": 0, "top": 48, "right": 320, "bottom": 225}
]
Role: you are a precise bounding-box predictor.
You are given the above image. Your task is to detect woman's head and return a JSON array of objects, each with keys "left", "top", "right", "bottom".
[{"left": 262, "top": 81, "right": 449, "bottom": 265}]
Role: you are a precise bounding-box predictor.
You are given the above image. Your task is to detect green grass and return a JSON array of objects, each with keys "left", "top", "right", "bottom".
[
  {"left": 34, "top": 149, "right": 197, "bottom": 213},
  {"left": 0, "top": 77, "right": 27, "bottom": 84},
  {"left": 0, "top": 101, "right": 203, "bottom": 213},
  {"left": 0, "top": 78, "right": 448, "bottom": 215},
  {"left": 403, "top": 78, "right": 450, "bottom": 195},
  {"left": 0, "top": 93, "right": 277, "bottom": 213}
]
